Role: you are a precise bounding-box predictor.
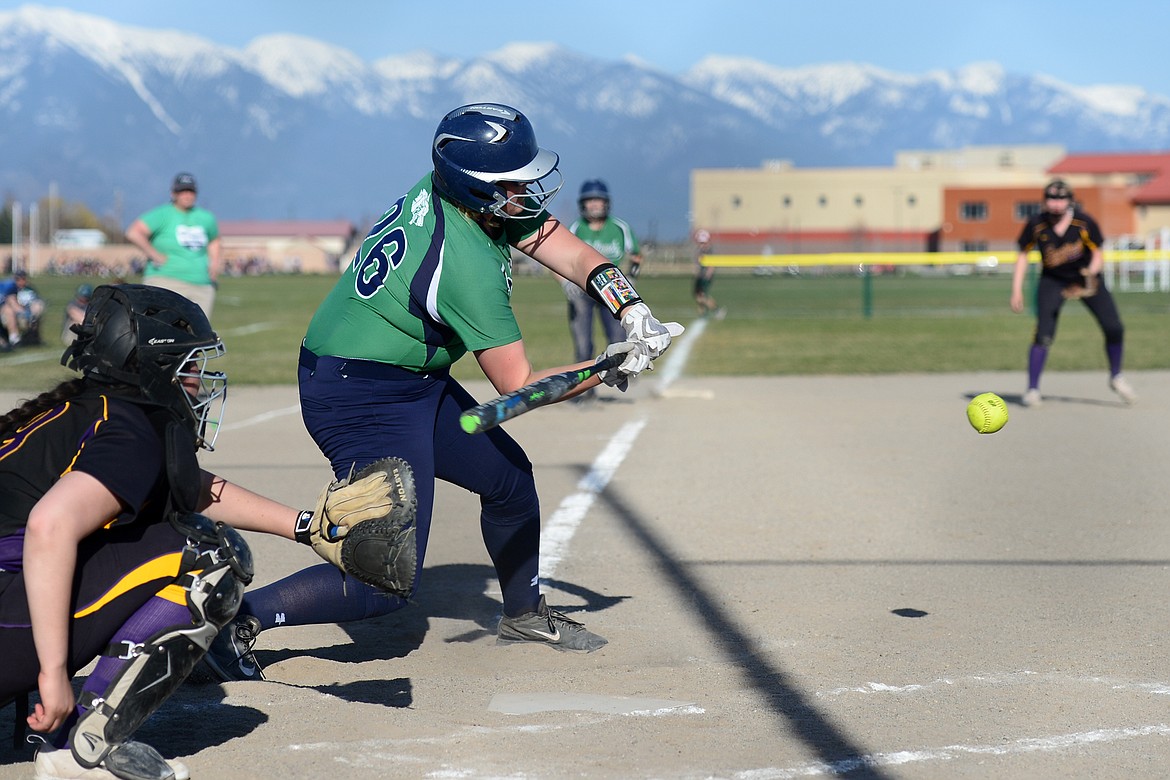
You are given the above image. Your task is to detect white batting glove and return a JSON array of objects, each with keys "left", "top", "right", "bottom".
[
  {"left": 596, "top": 341, "right": 652, "bottom": 392},
  {"left": 620, "top": 302, "right": 684, "bottom": 360}
]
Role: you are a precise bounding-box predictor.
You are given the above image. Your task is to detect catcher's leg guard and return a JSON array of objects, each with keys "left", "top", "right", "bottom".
[{"left": 70, "top": 514, "right": 253, "bottom": 771}]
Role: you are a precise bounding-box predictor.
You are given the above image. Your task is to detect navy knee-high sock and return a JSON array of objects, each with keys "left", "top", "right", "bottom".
[
  {"left": 241, "top": 564, "right": 406, "bottom": 631},
  {"left": 481, "top": 514, "right": 541, "bottom": 618}
]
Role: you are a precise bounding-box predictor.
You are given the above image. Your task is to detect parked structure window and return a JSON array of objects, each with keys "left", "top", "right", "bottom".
[
  {"left": 818, "top": 195, "right": 827, "bottom": 207},
  {"left": 961, "top": 240, "right": 989, "bottom": 252},
  {"left": 959, "top": 201, "right": 988, "bottom": 221},
  {"left": 1014, "top": 201, "right": 1042, "bottom": 221}
]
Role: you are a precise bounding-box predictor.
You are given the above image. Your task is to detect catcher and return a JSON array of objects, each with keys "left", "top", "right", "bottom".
[
  {"left": 0, "top": 284, "right": 413, "bottom": 780},
  {"left": 1010, "top": 179, "right": 1136, "bottom": 408}
]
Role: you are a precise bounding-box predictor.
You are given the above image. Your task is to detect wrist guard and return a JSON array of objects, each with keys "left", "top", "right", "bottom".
[
  {"left": 586, "top": 263, "right": 642, "bottom": 319},
  {"left": 294, "top": 510, "right": 314, "bottom": 545}
]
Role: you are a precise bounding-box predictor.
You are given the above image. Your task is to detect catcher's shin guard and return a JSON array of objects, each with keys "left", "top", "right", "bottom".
[{"left": 70, "top": 514, "right": 253, "bottom": 769}]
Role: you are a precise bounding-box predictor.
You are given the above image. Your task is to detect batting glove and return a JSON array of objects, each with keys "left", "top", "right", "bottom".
[
  {"left": 597, "top": 341, "right": 652, "bottom": 392},
  {"left": 620, "top": 302, "right": 684, "bottom": 360}
]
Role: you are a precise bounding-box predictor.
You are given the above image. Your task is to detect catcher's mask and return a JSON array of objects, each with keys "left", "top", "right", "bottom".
[{"left": 62, "top": 284, "right": 227, "bottom": 450}]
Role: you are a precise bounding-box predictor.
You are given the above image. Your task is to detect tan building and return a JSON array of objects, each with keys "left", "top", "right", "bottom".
[
  {"left": 691, "top": 145, "right": 1066, "bottom": 254},
  {"left": 219, "top": 220, "right": 358, "bottom": 274},
  {"left": 692, "top": 145, "right": 1170, "bottom": 257}
]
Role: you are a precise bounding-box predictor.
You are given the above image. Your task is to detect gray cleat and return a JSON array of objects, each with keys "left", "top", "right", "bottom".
[{"left": 497, "top": 595, "right": 607, "bottom": 653}]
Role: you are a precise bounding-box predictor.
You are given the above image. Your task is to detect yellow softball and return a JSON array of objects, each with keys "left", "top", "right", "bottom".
[{"left": 967, "top": 392, "right": 1009, "bottom": 434}]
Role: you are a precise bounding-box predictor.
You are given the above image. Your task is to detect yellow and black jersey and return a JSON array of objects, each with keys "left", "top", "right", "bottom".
[
  {"left": 1016, "top": 210, "right": 1104, "bottom": 283},
  {"left": 0, "top": 393, "right": 168, "bottom": 545}
]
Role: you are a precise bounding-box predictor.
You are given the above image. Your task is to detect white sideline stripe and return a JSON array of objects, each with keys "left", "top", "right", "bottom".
[
  {"left": 653, "top": 316, "right": 706, "bottom": 393},
  {"left": 221, "top": 404, "right": 300, "bottom": 431},
  {"left": 0, "top": 351, "right": 53, "bottom": 366},
  {"left": 735, "top": 724, "right": 1170, "bottom": 778},
  {"left": 223, "top": 321, "right": 278, "bottom": 336},
  {"left": 539, "top": 417, "right": 647, "bottom": 580}
]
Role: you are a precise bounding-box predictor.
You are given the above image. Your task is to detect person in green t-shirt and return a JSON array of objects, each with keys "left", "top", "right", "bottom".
[
  {"left": 200, "top": 103, "right": 684, "bottom": 681},
  {"left": 125, "top": 172, "right": 222, "bottom": 319},
  {"left": 563, "top": 180, "right": 644, "bottom": 404}
]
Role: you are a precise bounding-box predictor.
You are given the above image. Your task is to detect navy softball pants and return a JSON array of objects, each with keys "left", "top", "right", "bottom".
[{"left": 297, "top": 348, "right": 543, "bottom": 617}]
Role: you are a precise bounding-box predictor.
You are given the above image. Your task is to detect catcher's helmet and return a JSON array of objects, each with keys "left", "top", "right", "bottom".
[
  {"left": 578, "top": 179, "right": 610, "bottom": 219},
  {"left": 1043, "top": 179, "right": 1073, "bottom": 200},
  {"left": 431, "top": 103, "right": 562, "bottom": 219},
  {"left": 62, "top": 284, "right": 227, "bottom": 449}
]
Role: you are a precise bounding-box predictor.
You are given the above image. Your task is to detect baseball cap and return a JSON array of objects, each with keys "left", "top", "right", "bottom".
[
  {"left": 172, "top": 173, "right": 198, "bottom": 193},
  {"left": 1043, "top": 179, "right": 1072, "bottom": 200},
  {"left": 76, "top": 284, "right": 93, "bottom": 300}
]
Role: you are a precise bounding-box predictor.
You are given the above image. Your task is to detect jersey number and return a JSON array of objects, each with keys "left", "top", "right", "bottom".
[{"left": 355, "top": 197, "right": 407, "bottom": 299}]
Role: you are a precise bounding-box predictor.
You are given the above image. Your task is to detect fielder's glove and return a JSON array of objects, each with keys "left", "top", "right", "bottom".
[
  {"left": 620, "top": 302, "right": 684, "bottom": 360},
  {"left": 596, "top": 341, "right": 652, "bottom": 392},
  {"left": 306, "top": 456, "right": 418, "bottom": 598},
  {"left": 1062, "top": 271, "right": 1099, "bottom": 300}
]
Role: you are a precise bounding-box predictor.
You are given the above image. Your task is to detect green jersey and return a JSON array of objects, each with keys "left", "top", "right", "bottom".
[
  {"left": 569, "top": 216, "right": 639, "bottom": 266},
  {"left": 139, "top": 204, "right": 218, "bottom": 285},
  {"left": 304, "top": 174, "right": 549, "bottom": 372}
]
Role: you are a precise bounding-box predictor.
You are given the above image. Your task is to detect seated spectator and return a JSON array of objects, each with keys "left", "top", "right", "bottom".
[
  {"left": 1, "top": 271, "right": 45, "bottom": 348},
  {"left": 61, "top": 283, "right": 93, "bottom": 345}
]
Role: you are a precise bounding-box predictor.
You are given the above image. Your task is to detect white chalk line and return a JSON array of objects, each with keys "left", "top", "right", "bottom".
[
  {"left": 539, "top": 417, "right": 647, "bottom": 580},
  {"left": 652, "top": 315, "right": 706, "bottom": 393},
  {"left": 219, "top": 404, "right": 301, "bottom": 432},
  {"left": 732, "top": 724, "right": 1170, "bottom": 779},
  {"left": 0, "top": 322, "right": 277, "bottom": 370},
  {"left": 817, "top": 669, "right": 1170, "bottom": 698},
  {"left": 538, "top": 316, "right": 705, "bottom": 581},
  {"left": 222, "top": 321, "right": 279, "bottom": 336},
  {"left": 0, "top": 349, "right": 54, "bottom": 366}
]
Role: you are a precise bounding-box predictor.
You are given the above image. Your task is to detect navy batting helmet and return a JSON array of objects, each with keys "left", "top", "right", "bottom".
[
  {"left": 578, "top": 179, "right": 610, "bottom": 219},
  {"left": 431, "top": 103, "right": 562, "bottom": 219}
]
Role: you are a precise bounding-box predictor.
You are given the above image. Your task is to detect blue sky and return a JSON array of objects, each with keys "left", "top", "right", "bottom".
[{"left": 6, "top": 1, "right": 1170, "bottom": 97}]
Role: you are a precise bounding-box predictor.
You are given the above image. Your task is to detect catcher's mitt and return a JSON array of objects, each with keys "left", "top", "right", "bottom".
[{"left": 310, "top": 457, "right": 418, "bottom": 598}]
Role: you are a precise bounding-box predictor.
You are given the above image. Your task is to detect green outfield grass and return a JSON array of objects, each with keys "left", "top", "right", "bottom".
[{"left": 2, "top": 269, "right": 1167, "bottom": 392}]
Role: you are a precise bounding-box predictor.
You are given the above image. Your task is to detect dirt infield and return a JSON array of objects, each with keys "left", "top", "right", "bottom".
[{"left": 3, "top": 367, "right": 1170, "bottom": 779}]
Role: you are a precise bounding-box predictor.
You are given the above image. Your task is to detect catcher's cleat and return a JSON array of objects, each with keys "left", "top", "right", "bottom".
[
  {"left": 33, "top": 741, "right": 189, "bottom": 780},
  {"left": 497, "top": 595, "right": 607, "bottom": 653},
  {"left": 202, "top": 614, "right": 265, "bottom": 682},
  {"left": 1110, "top": 374, "right": 1137, "bottom": 405}
]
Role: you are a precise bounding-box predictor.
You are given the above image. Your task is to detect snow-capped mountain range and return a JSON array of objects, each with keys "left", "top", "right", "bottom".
[{"left": 2, "top": 5, "right": 1170, "bottom": 240}]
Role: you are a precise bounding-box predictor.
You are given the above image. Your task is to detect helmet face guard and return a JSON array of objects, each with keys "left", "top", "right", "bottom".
[
  {"left": 174, "top": 342, "right": 228, "bottom": 450},
  {"left": 431, "top": 103, "right": 563, "bottom": 219}
]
